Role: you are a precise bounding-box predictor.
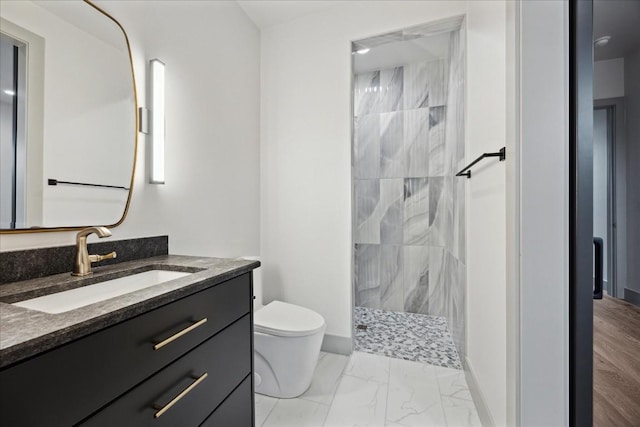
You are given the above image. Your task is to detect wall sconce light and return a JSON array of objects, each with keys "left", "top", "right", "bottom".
[{"left": 149, "top": 58, "right": 165, "bottom": 184}]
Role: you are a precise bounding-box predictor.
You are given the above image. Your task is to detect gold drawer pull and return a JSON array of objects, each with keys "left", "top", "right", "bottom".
[
  {"left": 153, "top": 318, "right": 208, "bottom": 350},
  {"left": 153, "top": 372, "right": 208, "bottom": 418}
]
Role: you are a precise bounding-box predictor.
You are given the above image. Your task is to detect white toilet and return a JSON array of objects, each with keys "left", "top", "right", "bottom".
[{"left": 254, "top": 300, "right": 326, "bottom": 398}]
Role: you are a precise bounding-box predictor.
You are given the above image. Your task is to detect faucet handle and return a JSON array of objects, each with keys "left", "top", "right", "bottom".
[
  {"left": 88, "top": 251, "right": 117, "bottom": 263},
  {"left": 76, "top": 226, "right": 112, "bottom": 239}
]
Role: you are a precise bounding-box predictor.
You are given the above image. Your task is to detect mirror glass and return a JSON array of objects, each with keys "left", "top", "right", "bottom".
[{"left": 0, "top": 0, "right": 136, "bottom": 232}]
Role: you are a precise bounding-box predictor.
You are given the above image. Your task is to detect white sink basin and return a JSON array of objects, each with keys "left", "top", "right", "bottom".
[{"left": 13, "top": 270, "right": 192, "bottom": 314}]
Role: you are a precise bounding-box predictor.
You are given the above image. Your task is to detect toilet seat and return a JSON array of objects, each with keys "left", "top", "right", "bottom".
[{"left": 255, "top": 301, "right": 325, "bottom": 337}]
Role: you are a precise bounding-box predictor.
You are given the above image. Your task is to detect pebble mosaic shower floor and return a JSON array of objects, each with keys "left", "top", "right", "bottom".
[{"left": 354, "top": 306, "right": 462, "bottom": 370}]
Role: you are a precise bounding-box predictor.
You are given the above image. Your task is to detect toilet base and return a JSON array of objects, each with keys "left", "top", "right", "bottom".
[{"left": 253, "top": 328, "right": 325, "bottom": 398}]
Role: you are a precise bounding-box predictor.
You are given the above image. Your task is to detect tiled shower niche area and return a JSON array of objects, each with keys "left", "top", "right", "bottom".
[{"left": 353, "top": 21, "right": 466, "bottom": 360}]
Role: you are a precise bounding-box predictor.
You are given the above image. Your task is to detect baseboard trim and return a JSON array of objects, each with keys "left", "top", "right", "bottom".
[
  {"left": 593, "top": 277, "right": 610, "bottom": 293},
  {"left": 624, "top": 287, "right": 640, "bottom": 307},
  {"left": 464, "top": 357, "right": 496, "bottom": 427},
  {"left": 321, "top": 333, "right": 352, "bottom": 355}
]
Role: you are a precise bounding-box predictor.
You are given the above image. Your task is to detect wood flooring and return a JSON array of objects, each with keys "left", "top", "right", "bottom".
[{"left": 593, "top": 295, "right": 640, "bottom": 427}]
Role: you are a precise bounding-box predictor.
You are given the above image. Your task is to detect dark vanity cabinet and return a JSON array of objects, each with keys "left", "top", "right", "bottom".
[{"left": 0, "top": 273, "right": 255, "bottom": 427}]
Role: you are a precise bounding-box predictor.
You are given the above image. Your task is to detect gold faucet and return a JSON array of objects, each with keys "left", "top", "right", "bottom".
[{"left": 72, "top": 227, "right": 117, "bottom": 276}]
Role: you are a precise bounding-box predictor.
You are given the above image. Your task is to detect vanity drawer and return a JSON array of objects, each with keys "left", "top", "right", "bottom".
[
  {"left": 0, "top": 273, "right": 251, "bottom": 427},
  {"left": 200, "top": 375, "right": 253, "bottom": 427},
  {"left": 81, "top": 315, "right": 252, "bottom": 427}
]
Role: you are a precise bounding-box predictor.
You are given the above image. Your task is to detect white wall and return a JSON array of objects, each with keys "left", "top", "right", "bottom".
[
  {"left": 504, "top": 2, "right": 519, "bottom": 424},
  {"left": 260, "top": 1, "right": 509, "bottom": 424},
  {"left": 593, "top": 109, "right": 608, "bottom": 279},
  {"left": 0, "top": 98, "right": 13, "bottom": 228},
  {"left": 0, "top": 0, "right": 261, "bottom": 261},
  {"left": 519, "top": 1, "right": 568, "bottom": 425},
  {"left": 464, "top": 2, "right": 508, "bottom": 425},
  {"left": 594, "top": 58, "right": 624, "bottom": 100},
  {"left": 625, "top": 48, "right": 640, "bottom": 294}
]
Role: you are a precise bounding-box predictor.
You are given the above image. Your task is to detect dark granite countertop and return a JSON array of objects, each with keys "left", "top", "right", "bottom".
[{"left": 0, "top": 255, "right": 260, "bottom": 369}]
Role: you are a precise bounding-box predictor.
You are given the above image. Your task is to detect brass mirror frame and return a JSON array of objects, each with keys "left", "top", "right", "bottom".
[{"left": 0, "top": 0, "right": 138, "bottom": 235}]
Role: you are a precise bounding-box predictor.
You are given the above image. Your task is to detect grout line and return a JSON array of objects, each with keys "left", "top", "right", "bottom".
[
  {"left": 434, "top": 364, "right": 450, "bottom": 427},
  {"left": 320, "top": 401, "right": 332, "bottom": 427},
  {"left": 298, "top": 354, "right": 348, "bottom": 406},
  {"left": 258, "top": 397, "right": 279, "bottom": 427},
  {"left": 321, "top": 354, "right": 350, "bottom": 426},
  {"left": 383, "top": 355, "right": 391, "bottom": 425}
]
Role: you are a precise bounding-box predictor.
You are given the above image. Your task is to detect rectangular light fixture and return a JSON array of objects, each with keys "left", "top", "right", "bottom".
[{"left": 150, "top": 58, "right": 165, "bottom": 184}]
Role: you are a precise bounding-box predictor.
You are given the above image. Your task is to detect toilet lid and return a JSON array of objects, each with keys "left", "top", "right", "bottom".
[{"left": 254, "top": 301, "right": 325, "bottom": 337}]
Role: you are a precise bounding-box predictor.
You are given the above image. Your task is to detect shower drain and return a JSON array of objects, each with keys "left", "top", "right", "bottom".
[{"left": 356, "top": 324, "right": 368, "bottom": 331}]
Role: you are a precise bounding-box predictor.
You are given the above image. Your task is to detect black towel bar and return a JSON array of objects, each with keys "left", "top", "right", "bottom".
[
  {"left": 456, "top": 147, "right": 506, "bottom": 179},
  {"left": 48, "top": 179, "right": 129, "bottom": 191}
]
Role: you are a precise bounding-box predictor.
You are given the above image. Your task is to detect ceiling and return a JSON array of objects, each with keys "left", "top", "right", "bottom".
[
  {"left": 236, "top": 1, "right": 336, "bottom": 30},
  {"left": 354, "top": 32, "right": 452, "bottom": 73},
  {"left": 594, "top": 0, "right": 640, "bottom": 61},
  {"left": 237, "top": 0, "right": 639, "bottom": 62}
]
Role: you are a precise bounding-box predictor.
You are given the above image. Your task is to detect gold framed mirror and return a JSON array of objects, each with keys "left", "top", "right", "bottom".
[{"left": 0, "top": 0, "right": 137, "bottom": 234}]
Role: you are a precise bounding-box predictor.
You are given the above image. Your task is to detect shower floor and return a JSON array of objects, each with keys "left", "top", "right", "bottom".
[{"left": 354, "top": 306, "right": 462, "bottom": 370}]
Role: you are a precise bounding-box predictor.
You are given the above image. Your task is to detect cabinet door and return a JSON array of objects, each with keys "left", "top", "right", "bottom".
[
  {"left": 0, "top": 273, "right": 251, "bottom": 427},
  {"left": 200, "top": 375, "right": 253, "bottom": 427},
  {"left": 81, "top": 315, "right": 251, "bottom": 427}
]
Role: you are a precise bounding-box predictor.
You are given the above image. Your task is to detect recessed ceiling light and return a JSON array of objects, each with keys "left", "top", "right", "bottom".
[
  {"left": 3, "top": 89, "right": 15, "bottom": 96},
  {"left": 594, "top": 36, "right": 611, "bottom": 47},
  {"left": 356, "top": 48, "right": 370, "bottom": 55}
]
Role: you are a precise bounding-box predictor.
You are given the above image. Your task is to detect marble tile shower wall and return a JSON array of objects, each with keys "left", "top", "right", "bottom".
[{"left": 353, "top": 30, "right": 466, "bottom": 356}]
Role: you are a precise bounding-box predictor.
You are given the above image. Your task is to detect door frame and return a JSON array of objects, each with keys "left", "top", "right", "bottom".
[
  {"left": 593, "top": 105, "right": 615, "bottom": 296},
  {"left": 569, "top": 0, "right": 594, "bottom": 426},
  {"left": 594, "top": 98, "right": 627, "bottom": 299}
]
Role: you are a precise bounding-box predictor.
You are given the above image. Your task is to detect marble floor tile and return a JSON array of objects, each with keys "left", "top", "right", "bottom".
[
  {"left": 300, "top": 352, "right": 349, "bottom": 405},
  {"left": 354, "top": 306, "right": 462, "bottom": 370},
  {"left": 255, "top": 393, "right": 279, "bottom": 427},
  {"left": 262, "top": 398, "right": 330, "bottom": 427},
  {"left": 343, "top": 351, "right": 391, "bottom": 384},
  {"left": 390, "top": 355, "right": 438, "bottom": 381},
  {"left": 256, "top": 348, "right": 479, "bottom": 426},
  {"left": 435, "top": 346, "right": 478, "bottom": 424},
  {"left": 442, "top": 396, "right": 482, "bottom": 427},
  {"left": 386, "top": 358, "right": 446, "bottom": 427},
  {"left": 323, "top": 374, "right": 388, "bottom": 427},
  {"left": 436, "top": 366, "right": 473, "bottom": 401}
]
